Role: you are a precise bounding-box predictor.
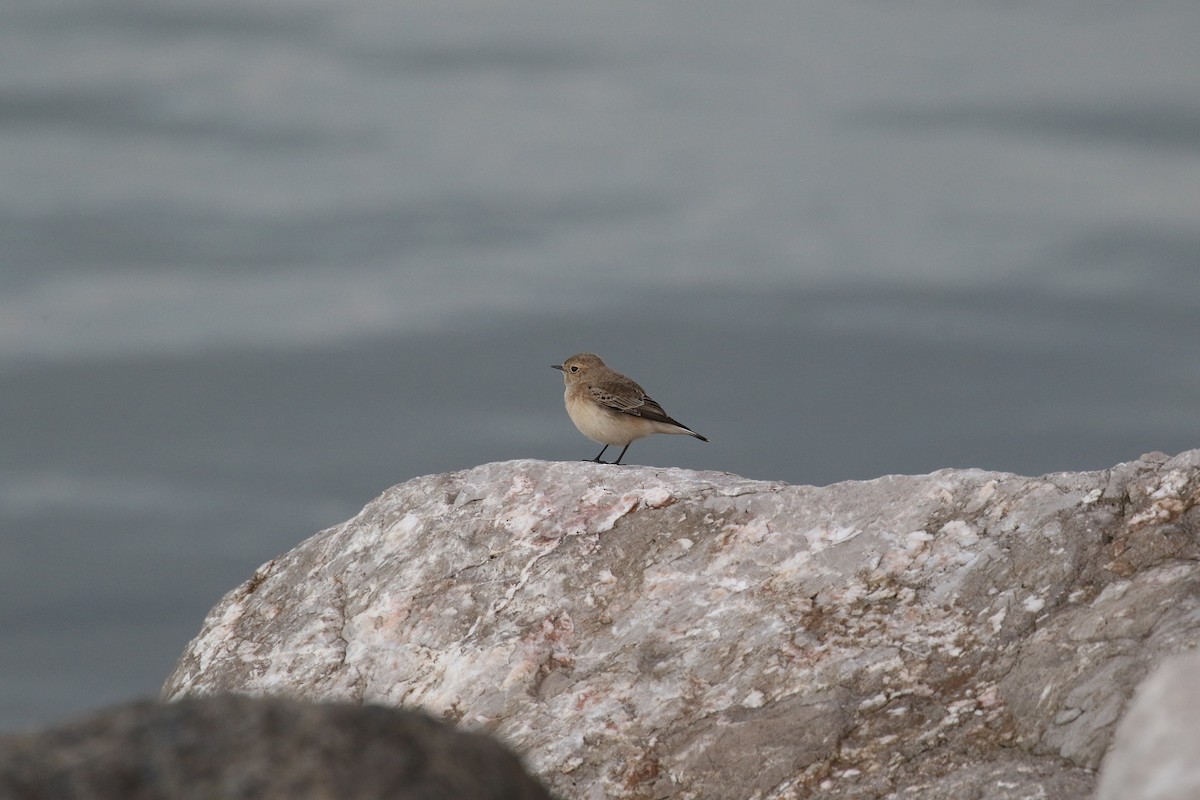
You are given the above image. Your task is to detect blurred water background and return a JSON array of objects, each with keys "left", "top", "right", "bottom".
[{"left": 2, "top": 0, "right": 1199, "bottom": 729}]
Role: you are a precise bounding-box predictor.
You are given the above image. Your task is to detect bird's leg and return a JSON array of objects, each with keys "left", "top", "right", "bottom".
[
  {"left": 587, "top": 445, "right": 610, "bottom": 463},
  {"left": 612, "top": 443, "right": 631, "bottom": 465}
]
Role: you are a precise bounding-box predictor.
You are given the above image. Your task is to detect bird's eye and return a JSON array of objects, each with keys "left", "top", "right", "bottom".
[{"left": 570, "top": 365, "right": 579, "bottom": 373}]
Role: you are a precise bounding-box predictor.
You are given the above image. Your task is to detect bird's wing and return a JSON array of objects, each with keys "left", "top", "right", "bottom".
[
  {"left": 588, "top": 383, "right": 643, "bottom": 413},
  {"left": 589, "top": 384, "right": 679, "bottom": 426}
]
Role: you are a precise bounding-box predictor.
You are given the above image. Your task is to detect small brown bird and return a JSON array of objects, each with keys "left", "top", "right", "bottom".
[{"left": 551, "top": 353, "right": 708, "bottom": 465}]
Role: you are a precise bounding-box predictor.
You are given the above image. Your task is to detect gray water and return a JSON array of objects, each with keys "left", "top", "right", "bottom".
[{"left": 2, "top": 0, "right": 1199, "bottom": 729}]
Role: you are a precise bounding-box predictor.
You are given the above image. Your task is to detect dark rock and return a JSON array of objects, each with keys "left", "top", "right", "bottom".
[{"left": 0, "top": 695, "right": 553, "bottom": 800}]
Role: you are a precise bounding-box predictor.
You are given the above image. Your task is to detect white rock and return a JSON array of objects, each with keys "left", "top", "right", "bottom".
[
  {"left": 164, "top": 452, "right": 1200, "bottom": 799},
  {"left": 1096, "top": 650, "right": 1200, "bottom": 800}
]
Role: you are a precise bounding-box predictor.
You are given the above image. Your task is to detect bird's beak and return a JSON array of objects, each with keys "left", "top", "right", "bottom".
[{"left": 551, "top": 364, "right": 564, "bottom": 371}]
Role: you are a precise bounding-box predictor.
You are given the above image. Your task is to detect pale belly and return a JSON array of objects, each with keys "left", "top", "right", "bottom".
[{"left": 565, "top": 390, "right": 675, "bottom": 445}]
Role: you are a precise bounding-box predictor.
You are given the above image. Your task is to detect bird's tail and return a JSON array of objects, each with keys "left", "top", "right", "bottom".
[{"left": 667, "top": 418, "right": 707, "bottom": 442}]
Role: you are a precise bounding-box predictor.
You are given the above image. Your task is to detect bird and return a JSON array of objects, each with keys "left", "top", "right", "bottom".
[{"left": 551, "top": 352, "right": 708, "bottom": 465}]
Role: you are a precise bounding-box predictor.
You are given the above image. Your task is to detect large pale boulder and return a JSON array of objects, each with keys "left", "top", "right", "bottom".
[{"left": 164, "top": 452, "right": 1200, "bottom": 799}]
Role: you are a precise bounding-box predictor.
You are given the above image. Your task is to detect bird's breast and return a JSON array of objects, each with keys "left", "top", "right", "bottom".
[{"left": 564, "top": 389, "right": 652, "bottom": 445}]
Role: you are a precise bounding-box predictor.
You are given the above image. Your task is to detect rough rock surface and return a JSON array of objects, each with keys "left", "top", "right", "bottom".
[
  {"left": 1095, "top": 648, "right": 1200, "bottom": 800},
  {"left": 0, "top": 695, "right": 552, "bottom": 800},
  {"left": 163, "top": 452, "right": 1200, "bottom": 799}
]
